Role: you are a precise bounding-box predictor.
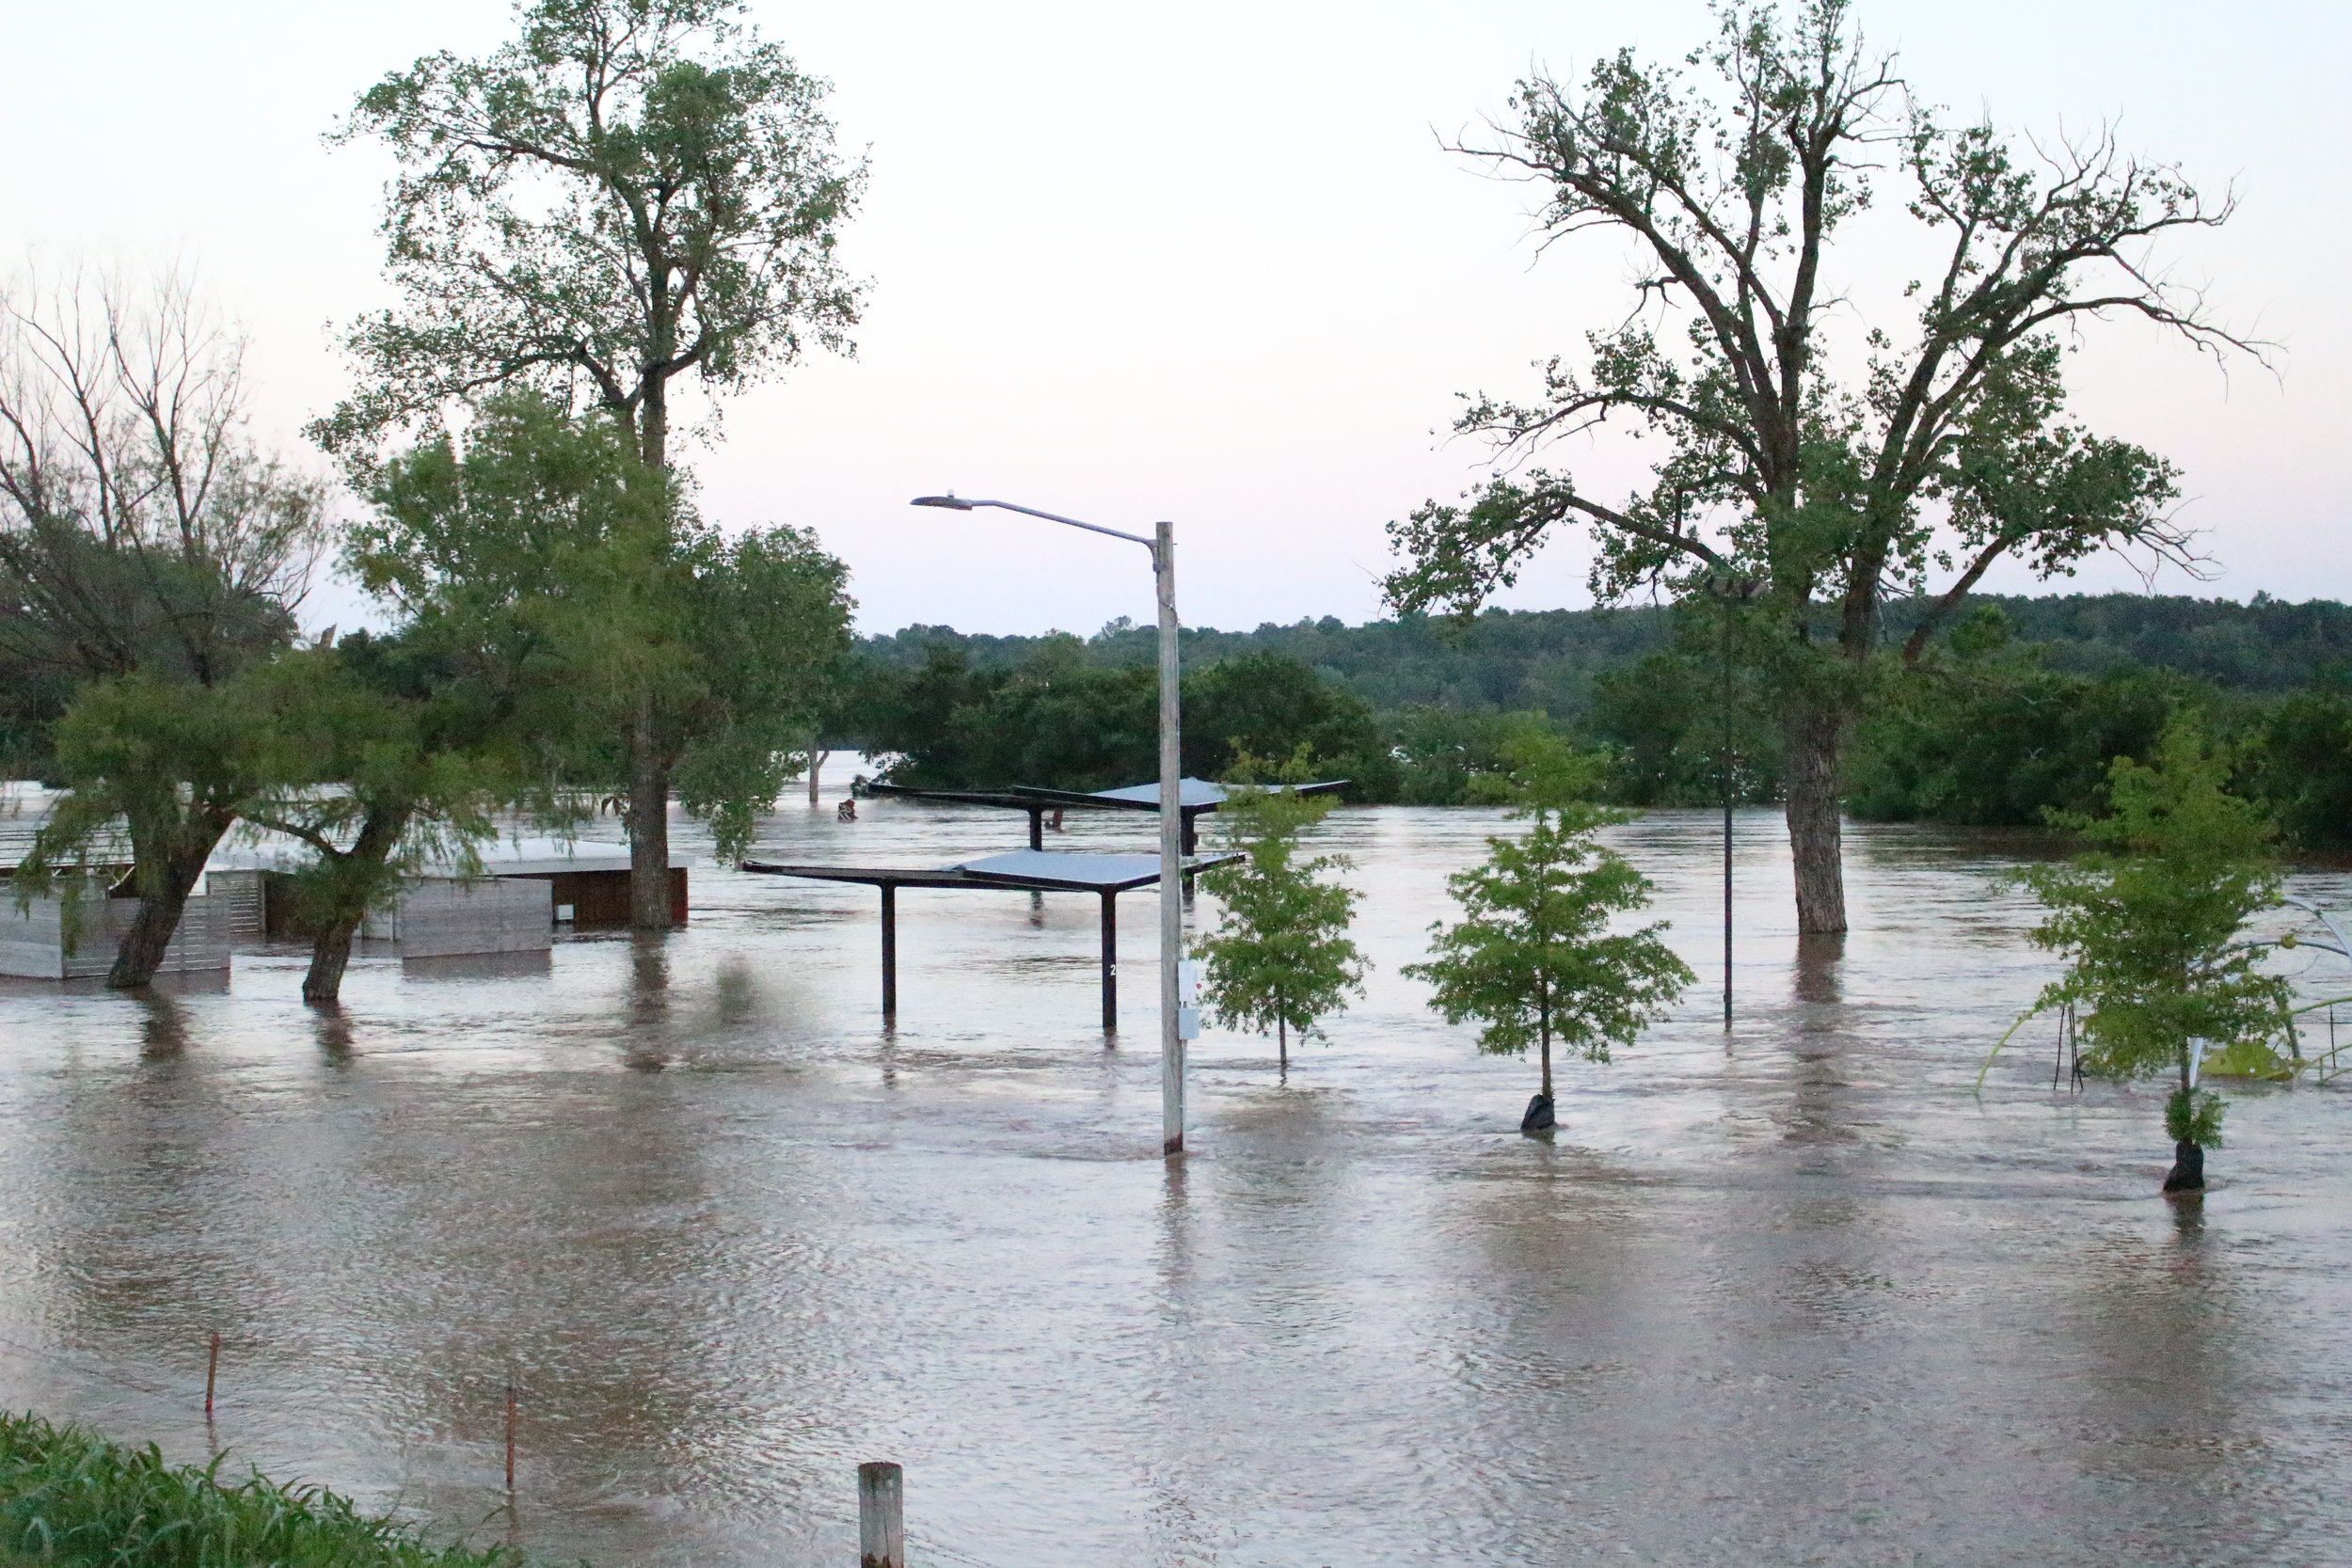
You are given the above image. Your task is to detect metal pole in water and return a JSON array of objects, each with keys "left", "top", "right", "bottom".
[
  {"left": 880, "top": 885, "right": 898, "bottom": 1022},
  {"left": 1720, "top": 578, "right": 1735, "bottom": 1030},
  {"left": 1100, "top": 889, "right": 1118, "bottom": 1035},
  {"left": 857, "top": 1462, "right": 904, "bottom": 1568},
  {"left": 1156, "top": 520, "right": 1185, "bottom": 1156}
]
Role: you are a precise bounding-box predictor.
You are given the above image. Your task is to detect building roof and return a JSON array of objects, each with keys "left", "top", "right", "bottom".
[{"left": 207, "top": 834, "right": 693, "bottom": 878}]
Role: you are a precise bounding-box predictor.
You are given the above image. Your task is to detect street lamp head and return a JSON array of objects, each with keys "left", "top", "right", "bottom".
[{"left": 910, "top": 494, "right": 977, "bottom": 511}]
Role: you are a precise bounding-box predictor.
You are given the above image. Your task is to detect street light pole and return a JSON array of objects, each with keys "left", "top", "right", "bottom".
[
  {"left": 913, "top": 495, "right": 1187, "bottom": 1155},
  {"left": 1152, "top": 519, "right": 1184, "bottom": 1154}
]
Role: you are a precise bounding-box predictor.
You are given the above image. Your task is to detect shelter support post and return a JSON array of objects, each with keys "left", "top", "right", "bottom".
[
  {"left": 880, "top": 884, "right": 898, "bottom": 1022},
  {"left": 1100, "top": 890, "right": 1118, "bottom": 1035}
]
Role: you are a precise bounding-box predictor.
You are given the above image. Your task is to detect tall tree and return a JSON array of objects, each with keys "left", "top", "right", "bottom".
[
  {"left": 1405, "top": 737, "right": 1692, "bottom": 1131},
  {"left": 320, "top": 0, "right": 864, "bottom": 927},
  {"left": 1194, "top": 758, "right": 1367, "bottom": 1071},
  {"left": 0, "top": 266, "right": 326, "bottom": 985},
  {"left": 1383, "top": 0, "right": 2245, "bottom": 936},
  {"left": 2010, "top": 716, "right": 2291, "bottom": 1193}
]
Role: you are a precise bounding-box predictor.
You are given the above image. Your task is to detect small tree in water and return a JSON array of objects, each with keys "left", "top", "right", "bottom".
[
  {"left": 1406, "top": 737, "right": 1692, "bottom": 1132},
  {"left": 2011, "top": 716, "right": 2292, "bottom": 1193},
  {"left": 1194, "top": 753, "right": 1366, "bottom": 1071}
]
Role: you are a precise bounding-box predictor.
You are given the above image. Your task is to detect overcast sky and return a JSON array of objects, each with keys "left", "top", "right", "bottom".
[{"left": 4, "top": 1, "right": 2342, "bottom": 637}]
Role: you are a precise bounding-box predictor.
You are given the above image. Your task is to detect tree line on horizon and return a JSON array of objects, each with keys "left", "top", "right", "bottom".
[{"left": 828, "top": 594, "right": 2352, "bottom": 855}]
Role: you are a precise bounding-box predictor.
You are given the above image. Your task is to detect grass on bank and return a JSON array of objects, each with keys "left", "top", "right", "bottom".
[{"left": 0, "top": 1413, "right": 516, "bottom": 1567}]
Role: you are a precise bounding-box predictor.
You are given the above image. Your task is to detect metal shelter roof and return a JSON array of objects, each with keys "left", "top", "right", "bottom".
[
  {"left": 866, "top": 777, "right": 1347, "bottom": 814},
  {"left": 739, "top": 849, "right": 1236, "bottom": 893}
]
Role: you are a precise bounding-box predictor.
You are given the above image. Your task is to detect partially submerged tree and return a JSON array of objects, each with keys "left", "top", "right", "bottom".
[
  {"left": 0, "top": 266, "right": 326, "bottom": 985},
  {"left": 320, "top": 0, "right": 864, "bottom": 927},
  {"left": 237, "top": 635, "right": 508, "bottom": 1005},
  {"left": 350, "top": 393, "right": 850, "bottom": 885},
  {"left": 1194, "top": 756, "right": 1366, "bottom": 1070},
  {"left": 1405, "top": 737, "right": 1692, "bottom": 1131},
  {"left": 19, "top": 672, "right": 272, "bottom": 986},
  {"left": 2010, "top": 716, "right": 2291, "bottom": 1193},
  {"left": 1385, "top": 0, "right": 2245, "bottom": 937}
]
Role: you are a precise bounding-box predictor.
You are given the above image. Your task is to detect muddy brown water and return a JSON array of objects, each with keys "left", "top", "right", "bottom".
[{"left": 2, "top": 802, "right": 2349, "bottom": 1567}]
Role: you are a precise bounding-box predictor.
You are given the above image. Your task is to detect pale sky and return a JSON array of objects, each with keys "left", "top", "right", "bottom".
[{"left": 3, "top": 1, "right": 2342, "bottom": 637}]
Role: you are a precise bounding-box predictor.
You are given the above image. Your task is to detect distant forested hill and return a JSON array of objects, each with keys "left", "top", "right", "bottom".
[{"left": 860, "top": 593, "right": 2352, "bottom": 720}]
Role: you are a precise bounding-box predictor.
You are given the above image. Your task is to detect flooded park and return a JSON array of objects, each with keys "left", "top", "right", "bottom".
[{"left": 3, "top": 797, "right": 2350, "bottom": 1567}]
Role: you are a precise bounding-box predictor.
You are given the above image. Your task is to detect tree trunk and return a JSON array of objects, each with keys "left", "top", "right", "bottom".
[
  {"left": 1278, "top": 1014, "right": 1287, "bottom": 1070},
  {"left": 807, "top": 748, "right": 828, "bottom": 808},
  {"left": 1783, "top": 705, "right": 1849, "bottom": 936},
  {"left": 297, "top": 806, "right": 412, "bottom": 1006},
  {"left": 2162, "top": 1140, "right": 2206, "bottom": 1193},
  {"left": 107, "top": 838, "right": 220, "bottom": 990},
  {"left": 304, "top": 918, "right": 363, "bottom": 1006},
  {"left": 1539, "top": 1011, "right": 1553, "bottom": 1100},
  {"left": 628, "top": 694, "right": 675, "bottom": 933}
]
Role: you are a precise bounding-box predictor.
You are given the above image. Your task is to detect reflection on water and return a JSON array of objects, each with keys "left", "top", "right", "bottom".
[{"left": 1, "top": 802, "right": 2348, "bottom": 1567}]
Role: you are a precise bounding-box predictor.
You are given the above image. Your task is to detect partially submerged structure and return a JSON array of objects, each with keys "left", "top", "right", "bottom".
[
  {"left": 742, "top": 776, "right": 1340, "bottom": 1026},
  {"left": 0, "top": 893, "right": 230, "bottom": 980},
  {"left": 206, "top": 836, "right": 691, "bottom": 950},
  {"left": 0, "top": 779, "right": 693, "bottom": 975},
  {"left": 203, "top": 836, "right": 695, "bottom": 960}
]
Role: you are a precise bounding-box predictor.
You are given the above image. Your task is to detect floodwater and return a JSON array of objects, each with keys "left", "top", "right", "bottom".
[{"left": 2, "top": 800, "right": 2350, "bottom": 1568}]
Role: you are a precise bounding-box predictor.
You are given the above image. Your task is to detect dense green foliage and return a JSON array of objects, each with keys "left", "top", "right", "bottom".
[
  {"left": 0, "top": 271, "right": 328, "bottom": 983},
  {"left": 1404, "top": 739, "right": 1693, "bottom": 1101},
  {"left": 2009, "top": 718, "right": 2296, "bottom": 1170},
  {"left": 317, "top": 0, "right": 860, "bottom": 470},
  {"left": 352, "top": 394, "right": 853, "bottom": 867},
  {"left": 236, "top": 633, "right": 513, "bottom": 1003},
  {"left": 857, "top": 640, "right": 1390, "bottom": 795},
  {"left": 1194, "top": 764, "right": 1367, "bottom": 1065},
  {"left": 322, "top": 0, "right": 863, "bottom": 930},
  {"left": 841, "top": 597, "right": 2352, "bottom": 844},
  {"left": 0, "top": 1413, "right": 514, "bottom": 1567},
  {"left": 857, "top": 594, "right": 2352, "bottom": 713}
]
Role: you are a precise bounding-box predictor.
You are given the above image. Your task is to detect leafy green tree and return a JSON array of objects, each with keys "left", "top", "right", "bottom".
[
  {"left": 1184, "top": 651, "right": 1390, "bottom": 792},
  {"left": 2230, "top": 680, "right": 2352, "bottom": 854},
  {"left": 237, "top": 635, "right": 509, "bottom": 1005},
  {"left": 1847, "top": 611, "right": 2189, "bottom": 827},
  {"left": 1383, "top": 707, "right": 1565, "bottom": 806},
  {"left": 1383, "top": 0, "right": 2243, "bottom": 938},
  {"left": 18, "top": 673, "right": 274, "bottom": 987},
  {"left": 351, "top": 394, "right": 851, "bottom": 910},
  {"left": 318, "top": 0, "right": 862, "bottom": 471},
  {"left": 320, "top": 0, "right": 864, "bottom": 924},
  {"left": 1194, "top": 756, "right": 1367, "bottom": 1069},
  {"left": 2010, "top": 716, "right": 2292, "bottom": 1192},
  {"left": 0, "top": 267, "right": 326, "bottom": 983},
  {"left": 1405, "top": 738, "right": 1693, "bottom": 1126},
  {"left": 864, "top": 638, "right": 1158, "bottom": 793}
]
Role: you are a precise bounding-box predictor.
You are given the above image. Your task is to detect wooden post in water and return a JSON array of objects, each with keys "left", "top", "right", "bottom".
[
  {"left": 204, "top": 1332, "right": 220, "bottom": 1417},
  {"left": 857, "top": 1462, "right": 904, "bottom": 1568},
  {"left": 503, "top": 1379, "right": 518, "bottom": 1496}
]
